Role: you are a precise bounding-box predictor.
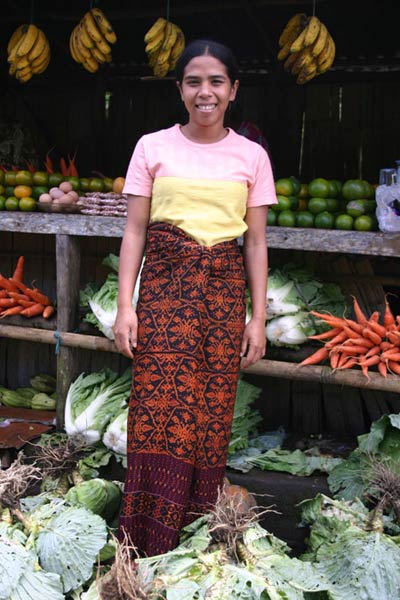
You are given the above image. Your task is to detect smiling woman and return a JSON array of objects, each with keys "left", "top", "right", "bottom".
[{"left": 114, "top": 38, "right": 277, "bottom": 556}]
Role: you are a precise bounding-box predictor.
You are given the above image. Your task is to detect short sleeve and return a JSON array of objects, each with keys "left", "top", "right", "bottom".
[
  {"left": 122, "top": 137, "right": 153, "bottom": 197},
  {"left": 247, "top": 147, "right": 277, "bottom": 207}
]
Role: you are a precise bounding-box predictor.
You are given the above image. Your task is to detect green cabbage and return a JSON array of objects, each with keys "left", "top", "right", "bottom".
[{"left": 65, "top": 478, "right": 122, "bottom": 522}]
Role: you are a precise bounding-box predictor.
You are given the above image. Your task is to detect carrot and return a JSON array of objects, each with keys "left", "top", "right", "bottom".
[
  {"left": 367, "top": 319, "right": 387, "bottom": 339},
  {"left": 325, "top": 331, "right": 348, "bottom": 347},
  {"left": 388, "top": 360, "right": 400, "bottom": 375},
  {"left": 298, "top": 347, "right": 330, "bottom": 366},
  {"left": 0, "top": 305, "right": 24, "bottom": 318},
  {"left": 344, "top": 337, "right": 374, "bottom": 349},
  {"left": 20, "top": 303, "right": 45, "bottom": 318},
  {"left": 330, "top": 351, "right": 341, "bottom": 369},
  {"left": 68, "top": 149, "right": 79, "bottom": 177},
  {"left": 383, "top": 298, "right": 396, "bottom": 330},
  {"left": 333, "top": 345, "right": 370, "bottom": 355},
  {"left": 8, "top": 279, "right": 52, "bottom": 306},
  {"left": 0, "top": 290, "right": 8, "bottom": 299},
  {"left": 338, "top": 357, "right": 358, "bottom": 370},
  {"left": 309, "top": 312, "right": 347, "bottom": 329},
  {"left": 341, "top": 325, "right": 362, "bottom": 340},
  {"left": 381, "top": 341, "right": 395, "bottom": 351},
  {"left": 365, "top": 345, "right": 382, "bottom": 358},
  {"left": 359, "top": 355, "right": 380, "bottom": 368},
  {"left": 363, "top": 327, "right": 382, "bottom": 346},
  {"left": 387, "top": 331, "right": 400, "bottom": 346},
  {"left": 0, "top": 298, "right": 16, "bottom": 308},
  {"left": 378, "top": 361, "right": 387, "bottom": 377},
  {"left": 7, "top": 292, "right": 30, "bottom": 303},
  {"left": 42, "top": 305, "right": 55, "bottom": 319},
  {"left": 344, "top": 319, "right": 365, "bottom": 335},
  {"left": 0, "top": 275, "right": 18, "bottom": 292},
  {"left": 12, "top": 256, "right": 25, "bottom": 283},
  {"left": 60, "top": 157, "right": 69, "bottom": 177},
  {"left": 351, "top": 295, "right": 368, "bottom": 326},
  {"left": 308, "top": 327, "right": 342, "bottom": 340},
  {"left": 44, "top": 147, "right": 54, "bottom": 174},
  {"left": 369, "top": 311, "right": 380, "bottom": 323},
  {"left": 381, "top": 350, "right": 400, "bottom": 362},
  {"left": 25, "top": 160, "right": 36, "bottom": 174}
]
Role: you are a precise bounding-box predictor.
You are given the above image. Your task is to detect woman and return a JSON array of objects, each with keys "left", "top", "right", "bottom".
[{"left": 114, "top": 39, "right": 277, "bottom": 557}]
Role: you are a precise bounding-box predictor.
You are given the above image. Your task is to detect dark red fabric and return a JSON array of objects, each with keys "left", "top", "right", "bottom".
[{"left": 118, "top": 223, "right": 246, "bottom": 556}]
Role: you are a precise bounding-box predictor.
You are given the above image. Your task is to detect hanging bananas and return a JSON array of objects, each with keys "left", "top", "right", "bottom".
[
  {"left": 277, "top": 13, "right": 336, "bottom": 84},
  {"left": 144, "top": 18, "right": 185, "bottom": 78},
  {"left": 69, "top": 7, "right": 117, "bottom": 73},
  {"left": 7, "top": 23, "right": 50, "bottom": 83}
]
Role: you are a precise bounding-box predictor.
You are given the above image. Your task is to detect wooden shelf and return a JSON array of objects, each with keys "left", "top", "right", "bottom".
[{"left": 1, "top": 213, "right": 399, "bottom": 257}]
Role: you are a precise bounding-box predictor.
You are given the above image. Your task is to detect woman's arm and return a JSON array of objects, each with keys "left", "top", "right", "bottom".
[
  {"left": 113, "top": 195, "right": 150, "bottom": 358},
  {"left": 240, "top": 205, "right": 268, "bottom": 368}
]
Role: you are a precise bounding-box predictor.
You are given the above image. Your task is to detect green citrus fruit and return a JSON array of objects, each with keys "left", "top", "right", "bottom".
[
  {"left": 32, "top": 171, "right": 49, "bottom": 186},
  {"left": 89, "top": 177, "right": 104, "bottom": 192},
  {"left": 0, "top": 171, "right": 4, "bottom": 185},
  {"left": 361, "top": 180, "right": 374, "bottom": 198},
  {"left": 298, "top": 183, "right": 309, "bottom": 198},
  {"left": 267, "top": 210, "right": 277, "bottom": 226},
  {"left": 315, "top": 211, "right": 335, "bottom": 229},
  {"left": 346, "top": 199, "right": 366, "bottom": 217},
  {"left": 277, "top": 209, "right": 296, "bottom": 227},
  {"left": 335, "top": 213, "right": 354, "bottom": 230},
  {"left": 5, "top": 186, "right": 15, "bottom": 198},
  {"left": 4, "top": 171, "right": 16, "bottom": 186},
  {"left": 275, "top": 178, "right": 294, "bottom": 196},
  {"left": 79, "top": 177, "right": 90, "bottom": 192},
  {"left": 289, "top": 176, "right": 301, "bottom": 196},
  {"left": 32, "top": 186, "right": 49, "bottom": 199},
  {"left": 325, "top": 198, "right": 339, "bottom": 212},
  {"left": 331, "top": 179, "right": 343, "bottom": 197},
  {"left": 19, "top": 197, "right": 37, "bottom": 212},
  {"left": 308, "top": 197, "right": 328, "bottom": 214},
  {"left": 5, "top": 196, "right": 19, "bottom": 211},
  {"left": 48, "top": 172, "right": 64, "bottom": 187},
  {"left": 341, "top": 179, "right": 366, "bottom": 201},
  {"left": 327, "top": 180, "right": 339, "bottom": 198},
  {"left": 296, "top": 211, "right": 314, "bottom": 228},
  {"left": 65, "top": 176, "right": 80, "bottom": 191},
  {"left": 15, "top": 170, "right": 33, "bottom": 186},
  {"left": 273, "top": 195, "right": 292, "bottom": 212},
  {"left": 0, "top": 196, "right": 6, "bottom": 210},
  {"left": 0, "top": 184, "right": 5, "bottom": 196},
  {"left": 308, "top": 178, "right": 330, "bottom": 198},
  {"left": 354, "top": 215, "right": 374, "bottom": 231},
  {"left": 364, "top": 199, "right": 377, "bottom": 214},
  {"left": 103, "top": 177, "right": 113, "bottom": 192},
  {"left": 288, "top": 195, "right": 299, "bottom": 210}
]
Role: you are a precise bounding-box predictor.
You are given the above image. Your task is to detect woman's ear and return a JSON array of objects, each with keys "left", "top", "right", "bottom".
[{"left": 230, "top": 79, "right": 239, "bottom": 102}]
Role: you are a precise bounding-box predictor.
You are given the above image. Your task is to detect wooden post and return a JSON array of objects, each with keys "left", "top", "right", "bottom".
[{"left": 55, "top": 235, "right": 81, "bottom": 430}]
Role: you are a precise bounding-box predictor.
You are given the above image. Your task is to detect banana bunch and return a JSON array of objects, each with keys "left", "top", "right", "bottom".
[
  {"left": 69, "top": 7, "right": 117, "bottom": 73},
  {"left": 7, "top": 24, "right": 50, "bottom": 83},
  {"left": 277, "top": 13, "right": 336, "bottom": 84},
  {"left": 144, "top": 17, "right": 185, "bottom": 78}
]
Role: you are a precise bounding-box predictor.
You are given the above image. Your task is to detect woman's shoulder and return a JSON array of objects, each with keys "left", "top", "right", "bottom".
[{"left": 138, "top": 124, "right": 178, "bottom": 146}]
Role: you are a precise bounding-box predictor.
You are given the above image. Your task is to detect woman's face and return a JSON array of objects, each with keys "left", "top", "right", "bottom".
[{"left": 177, "top": 54, "right": 238, "bottom": 129}]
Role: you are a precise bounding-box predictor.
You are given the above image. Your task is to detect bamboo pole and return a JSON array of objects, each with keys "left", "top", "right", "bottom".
[{"left": 0, "top": 325, "right": 117, "bottom": 353}]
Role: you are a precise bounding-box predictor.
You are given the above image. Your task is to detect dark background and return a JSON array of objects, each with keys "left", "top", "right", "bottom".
[{"left": 1, "top": 0, "right": 399, "bottom": 181}]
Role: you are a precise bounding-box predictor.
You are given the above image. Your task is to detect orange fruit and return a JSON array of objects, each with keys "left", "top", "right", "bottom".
[
  {"left": 14, "top": 185, "right": 33, "bottom": 199},
  {"left": 112, "top": 177, "right": 126, "bottom": 194}
]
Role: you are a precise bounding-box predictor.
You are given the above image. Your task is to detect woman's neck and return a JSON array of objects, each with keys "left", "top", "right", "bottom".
[{"left": 180, "top": 123, "right": 229, "bottom": 144}]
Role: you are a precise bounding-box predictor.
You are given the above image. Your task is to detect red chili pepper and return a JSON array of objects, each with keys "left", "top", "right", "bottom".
[
  {"left": 44, "top": 147, "right": 54, "bottom": 174},
  {"left": 68, "top": 148, "right": 79, "bottom": 178},
  {"left": 25, "top": 160, "right": 36, "bottom": 173},
  {"left": 11, "top": 165, "right": 19, "bottom": 171}
]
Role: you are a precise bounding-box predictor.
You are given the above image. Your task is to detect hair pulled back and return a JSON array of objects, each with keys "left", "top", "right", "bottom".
[{"left": 175, "top": 39, "right": 239, "bottom": 85}]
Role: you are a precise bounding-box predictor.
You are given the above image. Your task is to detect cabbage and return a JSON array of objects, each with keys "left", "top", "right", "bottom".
[
  {"left": 266, "top": 311, "right": 316, "bottom": 347},
  {"left": 65, "top": 478, "right": 122, "bottom": 522},
  {"left": 64, "top": 368, "right": 131, "bottom": 444},
  {"left": 266, "top": 269, "right": 304, "bottom": 319},
  {"left": 102, "top": 406, "right": 128, "bottom": 455}
]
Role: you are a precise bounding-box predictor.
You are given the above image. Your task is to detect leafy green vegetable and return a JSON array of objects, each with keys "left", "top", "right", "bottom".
[
  {"left": 266, "top": 311, "right": 316, "bottom": 347},
  {"left": 229, "top": 378, "right": 263, "bottom": 455},
  {"left": 248, "top": 448, "right": 343, "bottom": 476},
  {"left": 102, "top": 406, "right": 128, "bottom": 455},
  {"left": 65, "top": 478, "right": 122, "bottom": 522}
]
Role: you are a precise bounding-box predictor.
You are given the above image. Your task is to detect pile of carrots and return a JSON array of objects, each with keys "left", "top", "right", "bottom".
[
  {"left": 0, "top": 256, "right": 55, "bottom": 320},
  {"left": 299, "top": 296, "right": 400, "bottom": 377}
]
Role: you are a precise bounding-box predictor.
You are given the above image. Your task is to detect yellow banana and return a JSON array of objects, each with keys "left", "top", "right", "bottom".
[
  {"left": 82, "top": 10, "right": 103, "bottom": 44},
  {"left": 31, "top": 52, "right": 50, "bottom": 74},
  {"left": 31, "top": 46, "right": 49, "bottom": 69},
  {"left": 310, "top": 22, "right": 328, "bottom": 58},
  {"left": 297, "top": 60, "right": 318, "bottom": 84},
  {"left": 91, "top": 8, "right": 117, "bottom": 44},
  {"left": 289, "top": 21, "right": 309, "bottom": 54},
  {"left": 148, "top": 48, "right": 160, "bottom": 68},
  {"left": 317, "top": 35, "right": 335, "bottom": 73},
  {"left": 16, "top": 24, "right": 39, "bottom": 58},
  {"left": 15, "top": 55, "right": 30, "bottom": 69},
  {"left": 94, "top": 35, "right": 111, "bottom": 56},
  {"left": 145, "top": 17, "right": 167, "bottom": 44},
  {"left": 77, "top": 22, "right": 95, "bottom": 49},
  {"left": 74, "top": 26, "right": 91, "bottom": 60},
  {"left": 156, "top": 46, "right": 172, "bottom": 68},
  {"left": 277, "top": 39, "right": 293, "bottom": 61},
  {"left": 303, "top": 16, "right": 321, "bottom": 47},
  {"left": 168, "top": 27, "right": 185, "bottom": 70},
  {"left": 292, "top": 47, "right": 314, "bottom": 73},
  {"left": 284, "top": 51, "right": 299, "bottom": 72},
  {"left": 69, "top": 31, "right": 82, "bottom": 63},
  {"left": 145, "top": 29, "right": 165, "bottom": 54},
  {"left": 7, "top": 25, "right": 25, "bottom": 55},
  {"left": 159, "top": 21, "right": 178, "bottom": 54},
  {"left": 153, "top": 60, "right": 170, "bottom": 78},
  {"left": 27, "top": 30, "right": 48, "bottom": 61},
  {"left": 16, "top": 66, "right": 33, "bottom": 82},
  {"left": 278, "top": 13, "right": 306, "bottom": 48},
  {"left": 82, "top": 57, "right": 99, "bottom": 73},
  {"left": 90, "top": 46, "right": 107, "bottom": 64},
  {"left": 9, "top": 62, "right": 17, "bottom": 76}
]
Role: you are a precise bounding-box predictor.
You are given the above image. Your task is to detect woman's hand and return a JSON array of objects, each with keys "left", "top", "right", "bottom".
[
  {"left": 113, "top": 306, "right": 138, "bottom": 359},
  {"left": 240, "top": 316, "right": 266, "bottom": 369}
]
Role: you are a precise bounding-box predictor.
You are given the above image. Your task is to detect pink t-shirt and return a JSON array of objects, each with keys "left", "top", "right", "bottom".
[{"left": 123, "top": 124, "right": 277, "bottom": 246}]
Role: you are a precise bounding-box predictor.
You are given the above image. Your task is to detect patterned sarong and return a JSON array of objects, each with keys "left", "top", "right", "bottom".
[{"left": 118, "top": 222, "right": 246, "bottom": 556}]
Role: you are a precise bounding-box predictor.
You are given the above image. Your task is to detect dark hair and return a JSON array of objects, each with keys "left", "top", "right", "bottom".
[{"left": 175, "top": 39, "right": 239, "bottom": 85}]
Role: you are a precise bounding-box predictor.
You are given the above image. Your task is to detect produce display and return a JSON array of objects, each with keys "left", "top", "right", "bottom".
[
  {"left": 0, "top": 373, "right": 56, "bottom": 410},
  {"left": 0, "top": 255, "right": 55, "bottom": 319},
  {"left": 269, "top": 175, "right": 379, "bottom": 231},
  {"left": 299, "top": 296, "right": 400, "bottom": 377},
  {"left": 277, "top": 13, "right": 335, "bottom": 83},
  {"left": 69, "top": 8, "right": 117, "bottom": 73},
  {"left": 144, "top": 17, "right": 185, "bottom": 77},
  {"left": 7, "top": 23, "right": 51, "bottom": 83}
]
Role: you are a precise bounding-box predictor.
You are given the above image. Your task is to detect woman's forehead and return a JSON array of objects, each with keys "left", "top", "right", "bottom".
[{"left": 183, "top": 55, "right": 228, "bottom": 76}]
